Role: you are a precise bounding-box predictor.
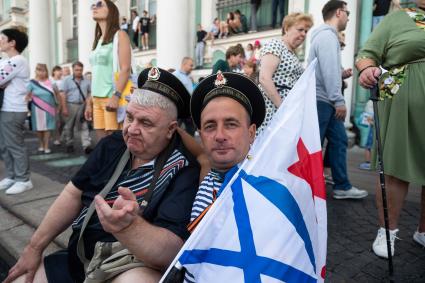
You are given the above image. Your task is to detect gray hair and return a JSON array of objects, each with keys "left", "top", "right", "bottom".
[{"left": 131, "top": 89, "right": 178, "bottom": 120}]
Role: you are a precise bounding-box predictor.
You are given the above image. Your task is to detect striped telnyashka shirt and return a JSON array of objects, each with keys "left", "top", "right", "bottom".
[{"left": 72, "top": 149, "right": 188, "bottom": 229}]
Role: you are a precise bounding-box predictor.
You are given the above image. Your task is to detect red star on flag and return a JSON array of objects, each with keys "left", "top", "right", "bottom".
[{"left": 288, "top": 138, "right": 326, "bottom": 200}]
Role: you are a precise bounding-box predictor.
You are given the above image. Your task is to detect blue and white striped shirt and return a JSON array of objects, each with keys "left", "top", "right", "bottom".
[{"left": 190, "top": 170, "right": 225, "bottom": 222}]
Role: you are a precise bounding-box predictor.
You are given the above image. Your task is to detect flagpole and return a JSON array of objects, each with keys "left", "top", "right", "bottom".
[{"left": 370, "top": 85, "right": 394, "bottom": 282}]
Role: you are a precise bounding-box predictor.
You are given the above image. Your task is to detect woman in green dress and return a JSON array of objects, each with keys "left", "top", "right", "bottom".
[{"left": 356, "top": 1, "right": 425, "bottom": 258}]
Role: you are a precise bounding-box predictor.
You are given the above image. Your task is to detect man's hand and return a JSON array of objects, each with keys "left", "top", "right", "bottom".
[
  {"left": 342, "top": 68, "right": 353, "bottom": 79},
  {"left": 3, "top": 244, "right": 42, "bottom": 283},
  {"left": 84, "top": 106, "right": 92, "bottom": 121},
  {"left": 62, "top": 106, "right": 69, "bottom": 117},
  {"left": 106, "top": 96, "right": 119, "bottom": 112},
  {"left": 24, "top": 93, "right": 32, "bottom": 102},
  {"left": 95, "top": 187, "right": 139, "bottom": 234},
  {"left": 335, "top": 105, "right": 347, "bottom": 121},
  {"left": 358, "top": 67, "right": 381, "bottom": 89}
]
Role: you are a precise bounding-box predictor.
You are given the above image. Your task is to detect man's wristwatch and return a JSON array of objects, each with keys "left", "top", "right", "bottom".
[{"left": 113, "top": 91, "right": 122, "bottom": 99}]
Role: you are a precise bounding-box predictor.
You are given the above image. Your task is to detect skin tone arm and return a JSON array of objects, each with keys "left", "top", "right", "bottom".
[
  {"left": 4, "top": 182, "right": 83, "bottom": 283},
  {"left": 106, "top": 30, "right": 131, "bottom": 112},
  {"left": 176, "top": 127, "right": 211, "bottom": 183},
  {"left": 52, "top": 84, "right": 62, "bottom": 114},
  {"left": 259, "top": 54, "right": 282, "bottom": 108},
  {"left": 84, "top": 93, "right": 93, "bottom": 121},
  {"left": 356, "top": 58, "right": 382, "bottom": 89},
  {"left": 95, "top": 187, "right": 184, "bottom": 270}
]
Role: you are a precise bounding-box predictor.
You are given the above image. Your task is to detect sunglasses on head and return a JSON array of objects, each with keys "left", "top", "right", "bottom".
[{"left": 91, "top": 1, "right": 104, "bottom": 10}]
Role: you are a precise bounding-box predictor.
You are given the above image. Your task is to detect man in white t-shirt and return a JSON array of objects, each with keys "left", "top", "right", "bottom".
[
  {"left": 131, "top": 10, "right": 140, "bottom": 48},
  {"left": 0, "top": 28, "right": 32, "bottom": 195}
]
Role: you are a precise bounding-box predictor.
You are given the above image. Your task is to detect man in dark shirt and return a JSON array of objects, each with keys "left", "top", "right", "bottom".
[
  {"left": 212, "top": 45, "right": 245, "bottom": 74},
  {"left": 4, "top": 68, "right": 199, "bottom": 283},
  {"left": 195, "top": 24, "right": 208, "bottom": 68},
  {"left": 138, "top": 10, "right": 154, "bottom": 50},
  {"left": 373, "top": 0, "right": 395, "bottom": 29}
]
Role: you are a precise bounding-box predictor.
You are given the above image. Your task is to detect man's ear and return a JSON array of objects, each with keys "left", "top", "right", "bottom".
[
  {"left": 9, "top": 39, "right": 16, "bottom": 49},
  {"left": 248, "top": 124, "right": 256, "bottom": 144},
  {"left": 167, "top": 120, "right": 178, "bottom": 139}
]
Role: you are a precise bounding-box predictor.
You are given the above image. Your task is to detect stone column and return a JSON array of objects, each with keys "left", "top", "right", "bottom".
[
  {"left": 354, "top": 0, "right": 374, "bottom": 146},
  {"left": 201, "top": 0, "right": 217, "bottom": 29},
  {"left": 78, "top": 1, "right": 96, "bottom": 70},
  {"left": 28, "top": 0, "right": 52, "bottom": 76},
  {"left": 156, "top": 0, "right": 190, "bottom": 70}
]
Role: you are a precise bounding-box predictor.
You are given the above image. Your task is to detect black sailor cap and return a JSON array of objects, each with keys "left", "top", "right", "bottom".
[
  {"left": 191, "top": 71, "right": 265, "bottom": 129},
  {"left": 137, "top": 67, "right": 191, "bottom": 119}
]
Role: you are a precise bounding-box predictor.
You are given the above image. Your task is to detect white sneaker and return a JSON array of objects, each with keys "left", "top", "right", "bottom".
[
  {"left": 333, "top": 186, "right": 368, "bottom": 199},
  {"left": 372, "top": 227, "right": 399, "bottom": 258},
  {"left": 0, "top": 178, "right": 15, "bottom": 190},
  {"left": 6, "top": 180, "right": 33, "bottom": 195},
  {"left": 413, "top": 230, "right": 425, "bottom": 248}
]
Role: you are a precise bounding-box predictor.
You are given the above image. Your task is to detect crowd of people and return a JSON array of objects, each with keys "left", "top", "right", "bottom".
[{"left": 0, "top": 0, "right": 424, "bottom": 282}]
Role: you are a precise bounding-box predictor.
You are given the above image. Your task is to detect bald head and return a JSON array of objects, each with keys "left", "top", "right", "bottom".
[{"left": 181, "top": 57, "right": 194, "bottom": 74}]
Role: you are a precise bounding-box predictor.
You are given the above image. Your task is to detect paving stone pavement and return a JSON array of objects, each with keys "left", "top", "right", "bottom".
[{"left": 1, "top": 132, "right": 424, "bottom": 282}]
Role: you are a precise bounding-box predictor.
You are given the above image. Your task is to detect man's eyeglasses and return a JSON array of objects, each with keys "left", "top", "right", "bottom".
[
  {"left": 341, "top": 9, "right": 350, "bottom": 16},
  {"left": 91, "top": 1, "right": 104, "bottom": 10}
]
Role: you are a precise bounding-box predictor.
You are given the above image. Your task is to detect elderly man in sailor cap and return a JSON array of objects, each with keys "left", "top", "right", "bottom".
[{"left": 5, "top": 67, "right": 200, "bottom": 283}]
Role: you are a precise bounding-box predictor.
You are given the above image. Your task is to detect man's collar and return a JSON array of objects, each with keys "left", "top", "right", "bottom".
[
  {"left": 131, "top": 155, "right": 156, "bottom": 170},
  {"left": 178, "top": 69, "right": 189, "bottom": 75}
]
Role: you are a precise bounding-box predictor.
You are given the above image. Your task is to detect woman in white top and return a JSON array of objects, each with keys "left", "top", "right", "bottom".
[
  {"left": 258, "top": 13, "right": 313, "bottom": 134},
  {"left": 0, "top": 28, "right": 33, "bottom": 194}
]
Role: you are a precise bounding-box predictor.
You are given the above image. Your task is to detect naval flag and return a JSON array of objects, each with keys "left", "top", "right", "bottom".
[{"left": 161, "top": 59, "right": 327, "bottom": 283}]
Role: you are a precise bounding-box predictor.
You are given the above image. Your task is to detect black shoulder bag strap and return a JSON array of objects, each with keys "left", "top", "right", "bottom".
[
  {"left": 73, "top": 77, "right": 86, "bottom": 102},
  {"left": 77, "top": 149, "right": 130, "bottom": 267}
]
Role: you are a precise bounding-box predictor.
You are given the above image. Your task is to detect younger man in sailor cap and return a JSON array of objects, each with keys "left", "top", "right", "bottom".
[{"left": 188, "top": 70, "right": 265, "bottom": 230}]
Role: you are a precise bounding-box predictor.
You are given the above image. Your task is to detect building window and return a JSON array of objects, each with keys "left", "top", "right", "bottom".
[
  {"left": 130, "top": 0, "right": 146, "bottom": 13},
  {"left": 72, "top": 0, "right": 78, "bottom": 38},
  {"left": 66, "top": 38, "right": 78, "bottom": 62}
]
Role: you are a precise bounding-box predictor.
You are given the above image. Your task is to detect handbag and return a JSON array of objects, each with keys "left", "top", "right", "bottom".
[{"left": 112, "top": 32, "right": 137, "bottom": 124}]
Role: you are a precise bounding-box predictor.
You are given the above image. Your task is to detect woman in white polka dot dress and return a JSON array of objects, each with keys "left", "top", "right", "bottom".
[{"left": 258, "top": 12, "right": 314, "bottom": 134}]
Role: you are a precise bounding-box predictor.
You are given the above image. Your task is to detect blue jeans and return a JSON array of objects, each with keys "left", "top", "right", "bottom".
[
  {"left": 195, "top": 41, "right": 205, "bottom": 67},
  {"left": 372, "top": 16, "right": 385, "bottom": 30},
  {"left": 317, "top": 101, "right": 351, "bottom": 191},
  {"left": 271, "top": 0, "right": 285, "bottom": 28}
]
